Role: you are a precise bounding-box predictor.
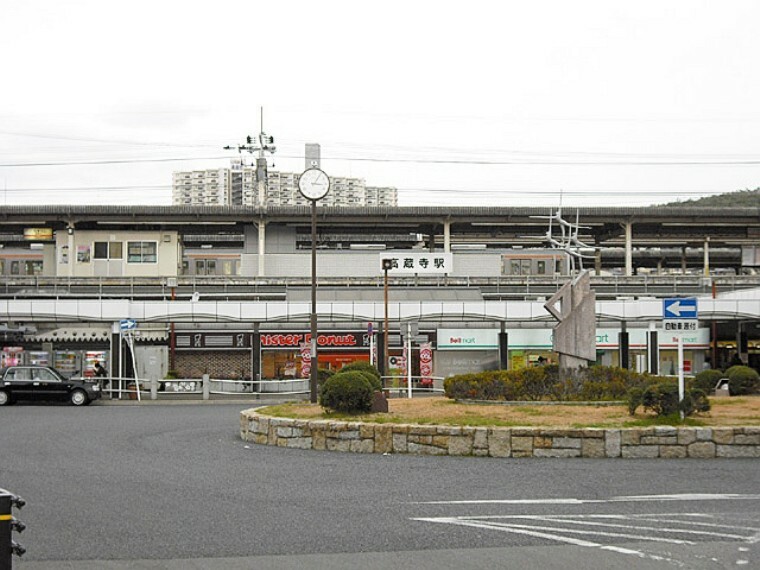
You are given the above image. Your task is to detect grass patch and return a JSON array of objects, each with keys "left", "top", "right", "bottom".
[{"left": 256, "top": 395, "right": 760, "bottom": 428}]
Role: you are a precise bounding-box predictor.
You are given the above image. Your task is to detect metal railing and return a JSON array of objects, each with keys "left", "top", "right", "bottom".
[{"left": 381, "top": 375, "right": 445, "bottom": 397}]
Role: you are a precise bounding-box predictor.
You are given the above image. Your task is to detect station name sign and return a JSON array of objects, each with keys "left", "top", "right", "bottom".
[
  {"left": 261, "top": 332, "right": 369, "bottom": 348},
  {"left": 380, "top": 253, "right": 453, "bottom": 275}
]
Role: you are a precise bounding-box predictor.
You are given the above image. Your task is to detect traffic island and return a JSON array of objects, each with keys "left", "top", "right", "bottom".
[{"left": 239, "top": 409, "right": 760, "bottom": 458}]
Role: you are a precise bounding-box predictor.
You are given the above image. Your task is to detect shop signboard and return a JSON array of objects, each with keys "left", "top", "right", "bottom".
[
  {"left": 260, "top": 332, "right": 370, "bottom": 348},
  {"left": 438, "top": 327, "right": 709, "bottom": 350},
  {"left": 438, "top": 329, "right": 499, "bottom": 350}
]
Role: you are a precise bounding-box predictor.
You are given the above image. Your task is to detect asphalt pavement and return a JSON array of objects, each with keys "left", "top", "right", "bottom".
[{"left": 1, "top": 402, "right": 758, "bottom": 569}]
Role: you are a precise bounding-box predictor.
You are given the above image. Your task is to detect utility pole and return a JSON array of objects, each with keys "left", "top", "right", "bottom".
[{"left": 224, "top": 107, "right": 277, "bottom": 276}]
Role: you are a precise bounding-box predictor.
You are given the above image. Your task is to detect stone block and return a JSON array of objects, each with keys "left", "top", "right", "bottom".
[
  {"left": 409, "top": 425, "right": 437, "bottom": 436},
  {"left": 312, "top": 430, "right": 326, "bottom": 451},
  {"left": 733, "top": 434, "right": 760, "bottom": 445},
  {"left": 687, "top": 441, "right": 716, "bottom": 458},
  {"left": 659, "top": 445, "right": 687, "bottom": 458},
  {"left": 374, "top": 426, "right": 393, "bottom": 454},
  {"left": 695, "top": 428, "right": 713, "bottom": 441},
  {"left": 360, "top": 424, "right": 375, "bottom": 439},
  {"left": 581, "top": 438, "right": 606, "bottom": 458},
  {"left": 534, "top": 448, "right": 581, "bottom": 458},
  {"left": 620, "top": 430, "right": 641, "bottom": 446},
  {"left": 642, "top": 436, "right": 677, "bottom": 446},
  {"left": 350, "top": 439, "right": 374, "bottom": 454},
  {"left": 432, "top": 435, "right": 450, "bottom": 449},
  {"left": 552, "top": 437, "right": 582, "bottom": 449},
  {"left": 677, "top": 430, "right": 697, "bottom": 446},
  {"left": 408, "top": 442, "right": 447, "bottom": 455},
  {"left": 326, "top": 439, "right": 350, "bottom": 452},
  {"left": 621, "top": 445, "right": 659, "bottom": 458},
  {"left": 449, "top": 435, "right": 473, "bottom": 456},
  {"left": 512, "top": 450, "right": 533, "bottom": 458},
  {"left": 287, "top": 437, "right": 313, "bottom": 450},
  {"left": 512, "top": 436, "right": 534, "bottom": 452},
  {"left": 654, "top": 426, "right": 677, "bottom": 436},
  {"left": 582, "top": 429, "right": 605, "bottom": 439},
  {"left": 392, "top": 432, "right": 408, "bottom": 453},
  {"left": 409, "top": 434, "right": 433, "bottom": 445},
  {"left": 276, "top": 426, "right": 295, "bottom": 438},
  {"left": 488, "top": 430, "right": 512, "bottom": 458},
  {"left": 533, "top": 436, "right": 552, "bottom": 449},
  {"left": 716, "top": 445, "right": 758, "bottom": 458},
  {"left": 605, "top": 430, "right": 621, "bottom": 457},
  {"left": 473, "top": 429, "right": 489, "bottom": 449},
  {"left": 712, "top": 429, "right": 734, "bottom": 445}
]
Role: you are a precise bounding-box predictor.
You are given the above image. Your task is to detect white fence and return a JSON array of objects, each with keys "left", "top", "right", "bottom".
[{"left": 98, "top": 375, "right": 444, "bottom": 401}]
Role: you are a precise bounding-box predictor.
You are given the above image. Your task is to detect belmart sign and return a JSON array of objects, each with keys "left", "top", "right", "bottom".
[{"left": 438, "top": 328, "right": 710, "bottom": 350}]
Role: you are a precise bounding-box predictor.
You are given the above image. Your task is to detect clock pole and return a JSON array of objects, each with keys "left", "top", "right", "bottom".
[
  {"left": 298, "top": 168, "right": 330, "bottom": 404},
  {"left": 309, "top": 196, "right": 318, "bottom": 403}
]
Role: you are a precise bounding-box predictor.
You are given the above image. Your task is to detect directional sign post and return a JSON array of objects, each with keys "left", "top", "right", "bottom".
[
  {"left": 118, "top": 319, "right": 140, "bottom": 401},
  {"left": 662, "top": 298, "right": 698, "bottom": 419}
]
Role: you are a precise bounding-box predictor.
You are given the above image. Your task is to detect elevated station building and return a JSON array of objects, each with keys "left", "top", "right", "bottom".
[{"left": 0, "top": 205, "right": 758, "bottom": 387}]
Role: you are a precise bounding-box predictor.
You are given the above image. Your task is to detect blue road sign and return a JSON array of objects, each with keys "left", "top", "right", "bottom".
[
  {"left": 663, "top": 298, "right": 698, "bottom": 320},
  {"left": 119, "top": 319, "right": 137, "bottom": 331}
]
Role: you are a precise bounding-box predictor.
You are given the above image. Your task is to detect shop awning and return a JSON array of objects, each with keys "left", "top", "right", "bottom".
[{"left": 31, "top": 326, "right": 168, "bottom": 342}]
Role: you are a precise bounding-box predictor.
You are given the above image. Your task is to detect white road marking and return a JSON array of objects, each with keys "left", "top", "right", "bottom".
[
  {"left": 416, "top": 493, "right": 760, "bottom": 505},
  {"left": 412, "top": 497, "right": 760, "bottom": 566},
  {"left": 413, "top": 516, "right": 685, "bottom": 566}
]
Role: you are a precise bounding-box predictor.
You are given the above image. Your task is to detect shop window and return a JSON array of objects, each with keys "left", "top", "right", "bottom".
[
  {"left": 127, "top": 241, "right": 157, "bottom": 263},
  {"left": 10, "top": 260, "right": 20, "bottom": 275}
]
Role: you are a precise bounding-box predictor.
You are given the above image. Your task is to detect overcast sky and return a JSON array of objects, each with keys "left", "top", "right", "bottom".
[{"left": 1, "top": 1, "right": 759, "bottom": 207}]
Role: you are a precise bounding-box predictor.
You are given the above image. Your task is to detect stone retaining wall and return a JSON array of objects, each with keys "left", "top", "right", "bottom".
[{"left": 239, "top": 410, "right": 760, "bottom": 458}]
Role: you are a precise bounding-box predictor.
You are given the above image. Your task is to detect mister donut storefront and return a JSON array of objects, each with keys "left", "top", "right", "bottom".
[{"left": 173, "top": 329, "right": 375, "bottom": 389}]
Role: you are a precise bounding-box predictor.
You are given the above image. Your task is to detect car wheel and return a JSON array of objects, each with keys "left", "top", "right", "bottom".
[
  {"left": 70, "top": 389, "right": 89, "bottom": 406},
  {"left": 0, "top": 390, "right": 9, "bottom": 406}
]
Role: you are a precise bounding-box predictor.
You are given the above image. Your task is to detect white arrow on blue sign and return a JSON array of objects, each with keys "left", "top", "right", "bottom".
[
  {"left": 663, "top": 298, "right": 698, "bottom": 319},
  {"left": 120, "top": 319, "right": 137, "bottom": 331}
]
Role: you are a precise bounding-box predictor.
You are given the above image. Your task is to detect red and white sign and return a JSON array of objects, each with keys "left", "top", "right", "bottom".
[
  {"left": 261, "top": 332, "right": 364, "bottom": 348},
  {"left": 419, "top": 342, "right": 433, "bottom": 386},
  {"left": 300, "top": 343, "right": 311, "bottom": 379}
]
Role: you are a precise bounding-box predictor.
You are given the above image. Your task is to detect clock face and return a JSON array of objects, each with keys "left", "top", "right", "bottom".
[{"left": 298, "top": 168, "right": 330, "bottom": 200}]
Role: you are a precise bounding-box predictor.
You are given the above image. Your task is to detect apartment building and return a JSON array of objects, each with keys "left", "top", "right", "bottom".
[{"left": 172, "top": 162, "right": 398, "bottom": 207}]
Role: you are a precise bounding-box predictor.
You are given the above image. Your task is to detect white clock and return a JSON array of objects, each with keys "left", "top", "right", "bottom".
[{"left": 298, "top": 168, "right": 330, "bottom": 201}]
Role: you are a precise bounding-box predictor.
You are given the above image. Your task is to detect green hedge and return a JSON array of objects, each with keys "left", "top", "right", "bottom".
[
  {"left": 338, "top": 361, "right": 382, "bottom": 391},
  {"left": 724, "top": 365, "right": 760, "bottom": 396},
  {"left": 318, "top": 371, "right": 374, "bottom": 413},
  {"left": 693, "top": 369, "right": 725, "bottom": 393},
  {"left": 443, "top": 365, "right": 657, "bottom": 402}
]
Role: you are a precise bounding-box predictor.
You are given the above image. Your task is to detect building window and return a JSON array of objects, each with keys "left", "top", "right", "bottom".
[
  {"left": 127, "top": 241, "right": 157, "bottom": 263},
  {"left": 94, "top": 241, "right": 124, "bottom": 260}
]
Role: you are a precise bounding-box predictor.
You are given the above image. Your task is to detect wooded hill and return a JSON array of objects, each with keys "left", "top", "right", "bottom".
[{"left": 664, "top": 188, "right": 760, "bottom": 207}]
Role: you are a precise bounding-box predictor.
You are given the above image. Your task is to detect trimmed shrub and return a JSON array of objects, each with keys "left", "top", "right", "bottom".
[
  {"left": 724, "top": 365, "right": 760, "bottom": 396},
  {"left": 693, "top": 369, "right": 724, "bottom": 393},
  {"left": 318, "top": 367, "right": 335, "bottom": 385},
  {"left": 339, "top": 361, "right": 382, "bottom": 391},
  {"left": 319, "top": 371, "right": 374, "bottom": 413},
  {"left": 628, "top": 382, "right": 711, "bottom": 417}
]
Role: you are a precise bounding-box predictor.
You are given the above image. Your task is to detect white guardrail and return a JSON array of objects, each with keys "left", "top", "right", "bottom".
[{"left": 98, "top": 375, "right": 445, "bottom": 400}]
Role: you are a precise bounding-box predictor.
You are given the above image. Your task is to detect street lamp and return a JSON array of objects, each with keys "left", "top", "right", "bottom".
[
  {"left": 382, "top": 258, "right": 393, "bottom": 380},
  {"left": 298, "top": 168, "right": 330, "bottom": 403}
]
